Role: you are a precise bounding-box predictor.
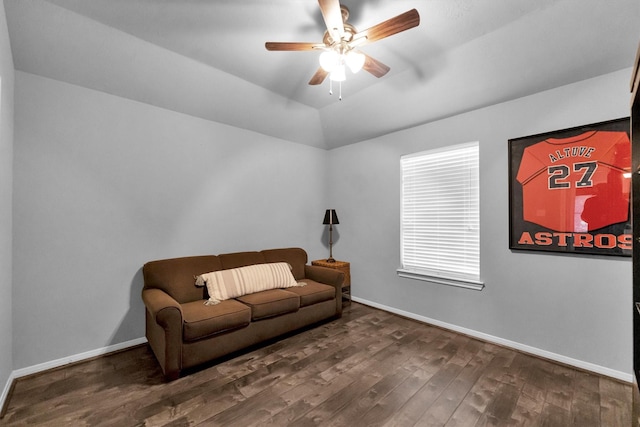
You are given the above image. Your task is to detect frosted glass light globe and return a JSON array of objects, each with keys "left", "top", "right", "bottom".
[{"left": 319, "top": 50, "right": 339, "bottom": 72}]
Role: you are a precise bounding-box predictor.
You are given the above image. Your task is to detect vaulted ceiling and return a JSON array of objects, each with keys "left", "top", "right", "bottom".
[{"left": 4, "top": 0, "right": 639, "bottom": 149}]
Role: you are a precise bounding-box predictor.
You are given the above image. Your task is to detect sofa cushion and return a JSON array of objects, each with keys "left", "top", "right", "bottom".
[
  {"left": 236, "top": 289, "right": 300, "bottom": 320},
  {"left": 284, "top": 281, "right": 336, "bottom": 307},
  {"left": 182, "top": 299, "right": 251, "bottom": 342},
  {"left": 195, "top": 262, "right": 301, "bottom": 305}
]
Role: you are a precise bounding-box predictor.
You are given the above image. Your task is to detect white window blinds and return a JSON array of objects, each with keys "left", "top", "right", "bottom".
[{"left": 399, "top": 142, "right": 481, "bottom": 288}]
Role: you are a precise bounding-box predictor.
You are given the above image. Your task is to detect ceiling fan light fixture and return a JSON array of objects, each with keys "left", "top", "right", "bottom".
[
  {"left": 266, "top": 1, "right": 420, "bottom": 100},
  {"left": 329, "top": 64, "right": 346, "bottom": 82},
  {"left": 345, "top": 50, "right": 365, "bottom": 73},
  {"left": 319, "top": 50, "right": 340, "bottom": 72}
]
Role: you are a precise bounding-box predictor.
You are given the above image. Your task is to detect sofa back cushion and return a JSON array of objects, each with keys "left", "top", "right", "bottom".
[
  {"left": 262, "top": 248, "right": 308, "bottom": 280},
  {"left": 143, "top": 255, "right": 222, "bottom": 303},
  {"left": 142, "top": 248, "right": 309, "bottom": 304},
  {"left": 218, "top": 251, "right": 266, "bottom": 270}
]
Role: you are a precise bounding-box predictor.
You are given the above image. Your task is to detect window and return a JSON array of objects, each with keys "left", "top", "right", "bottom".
[{"left": 398, "top": 141, "right": 483, "bottom": 290}]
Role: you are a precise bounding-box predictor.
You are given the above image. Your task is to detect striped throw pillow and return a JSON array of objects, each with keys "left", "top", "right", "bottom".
[{"left": 195, "top": 262, "right": 303, "bottom": 305}]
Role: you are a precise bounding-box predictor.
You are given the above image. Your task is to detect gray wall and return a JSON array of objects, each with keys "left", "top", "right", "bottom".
[
  {"left": 0, "top": 0, "right": 14, "bottom": 404},
  {"left": 12, "top": 71, "right": 329, "bottom": 369},
  {"left": 5, "top": 47, "right": 636, "bottom": 382},
  {"left": 328, "top": 68, "right": 633, "bottom": 378}
]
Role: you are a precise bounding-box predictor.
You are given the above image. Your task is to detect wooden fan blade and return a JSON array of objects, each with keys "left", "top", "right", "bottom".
[
  {"left": 309, "top": 67, "right": 329, "bottom": 85},
  {"left": 362, "top": 53, "right": 390, "bottom": 78},
  {"left": 265, "top": 42, "right": 323, "bottom": 51},
  {"left": 318, "top": 0, "right": 344, "bottom": 41},
  {"left": 352, "top": 9, "right": 420, "bottom": 46}
]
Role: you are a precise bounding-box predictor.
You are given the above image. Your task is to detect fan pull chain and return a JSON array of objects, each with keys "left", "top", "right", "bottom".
[{"left": 328, "top": 79, "right": 342, "bottom": 100}]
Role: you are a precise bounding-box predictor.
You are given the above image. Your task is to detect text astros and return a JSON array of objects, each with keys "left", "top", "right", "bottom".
[{"left": 515, "top": 130, "right": 631, "bottom": 251}]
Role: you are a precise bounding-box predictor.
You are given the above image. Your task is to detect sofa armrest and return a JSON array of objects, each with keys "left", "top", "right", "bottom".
[
  {"left": 305, "top": 264, "right": 345, "bottom": 316},
  {"left": 305, "top": 264, "right": 345, "bottom": 288},
  {"left": 142, "top": 288, "right": 183, "bottom": 327},
  {"left": 142, "top": 288, "right": 184, "bottom": 380}
]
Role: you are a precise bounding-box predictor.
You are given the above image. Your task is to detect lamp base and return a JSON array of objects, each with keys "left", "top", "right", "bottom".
[{"left": 326, "top": 257, "right": 336, "bottom": 263}]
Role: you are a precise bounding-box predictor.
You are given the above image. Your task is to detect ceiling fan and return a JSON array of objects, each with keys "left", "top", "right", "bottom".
[{"left": 265, "top": 0, "right": 420, "bottom": 96}]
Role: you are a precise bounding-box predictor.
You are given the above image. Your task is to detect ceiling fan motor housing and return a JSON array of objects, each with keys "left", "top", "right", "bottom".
[
  {"left": 322, "top": 5, "right": 355, "bottom": 48},
  {"left": 323, "top": 23, "right": 356, "bottom": 48}
]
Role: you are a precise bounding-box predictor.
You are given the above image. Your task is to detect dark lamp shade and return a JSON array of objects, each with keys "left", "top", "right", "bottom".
[{"left": 323, "top": 209, "right": 339, "bottom": 225}]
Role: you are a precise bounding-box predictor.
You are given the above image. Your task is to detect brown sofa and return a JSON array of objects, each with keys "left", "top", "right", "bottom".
[{"left": 142, "top": 247, "right": 344, "bottom": 380}]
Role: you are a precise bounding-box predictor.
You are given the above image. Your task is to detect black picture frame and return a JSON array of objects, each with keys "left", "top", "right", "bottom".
[{"left": 508, "top": 117, "right": 631, "bottom": 256}]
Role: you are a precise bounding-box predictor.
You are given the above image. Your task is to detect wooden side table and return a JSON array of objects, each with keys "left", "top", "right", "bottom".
[{"left": 311, "top": 259, "right": 351, "bottom": 305}]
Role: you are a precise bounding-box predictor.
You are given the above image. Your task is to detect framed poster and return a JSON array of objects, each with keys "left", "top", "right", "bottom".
[{"left": 509, "top": 117, "right": 631, "bottom": 256}]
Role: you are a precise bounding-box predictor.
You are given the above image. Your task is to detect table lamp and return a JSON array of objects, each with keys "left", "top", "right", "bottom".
[{"left": 323, "top": 209, "right": 339, "bottom": 262}]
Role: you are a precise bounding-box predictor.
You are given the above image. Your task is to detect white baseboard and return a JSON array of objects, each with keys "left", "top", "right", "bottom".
[
  {"left": 0, "top": 370, "right": 16, "bottom": 416},
  {"left": 351, "top": 296, "right": 633, "bottom": 383},
  {"left": 11, "top": 337, "right": 148, "bottom": 379},
  {"left": 1, "top": 337, "right": 147, "bottom": 414}
]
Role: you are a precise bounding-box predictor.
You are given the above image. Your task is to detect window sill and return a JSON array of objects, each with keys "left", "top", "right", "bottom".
[{"left": 397, "top": 269, "right": 485, "bottom": 291}]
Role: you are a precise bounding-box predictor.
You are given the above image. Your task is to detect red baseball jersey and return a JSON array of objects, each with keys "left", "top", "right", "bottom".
[{"left": 516, "top": 130, "right": 630, "bottom": 232}]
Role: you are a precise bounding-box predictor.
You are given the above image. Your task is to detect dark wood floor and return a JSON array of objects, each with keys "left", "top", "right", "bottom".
[{"left": 1, "top": 303, "right": 632, "bottom": 426}]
